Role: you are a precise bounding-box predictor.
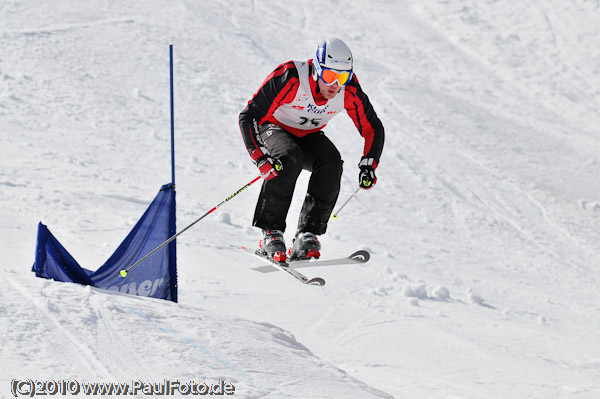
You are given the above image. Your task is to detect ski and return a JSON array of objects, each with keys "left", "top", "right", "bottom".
[
  {"left": 251, "top": 250, "right": 370, "bottom": 273},
  {"left": 230, "top": 245, "right": 325, "bottom": 286}
]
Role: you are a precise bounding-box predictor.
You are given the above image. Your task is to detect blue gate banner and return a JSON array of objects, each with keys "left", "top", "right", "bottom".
[{"left": 32, "top": 184, "right": 177, "bottom": 302}]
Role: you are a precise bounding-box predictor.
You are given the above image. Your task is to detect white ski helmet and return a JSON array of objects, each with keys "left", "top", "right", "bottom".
[{"left": 313, "top": 37, "right": 353, "bottom": 81}]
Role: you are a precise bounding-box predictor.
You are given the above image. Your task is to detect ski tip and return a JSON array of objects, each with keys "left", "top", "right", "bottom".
[
  {"left": 308, "top": 277, "right": 326, "bottom": 286},
  {"left": 349, "top": 250, "right": 370, "bottom": 263}
]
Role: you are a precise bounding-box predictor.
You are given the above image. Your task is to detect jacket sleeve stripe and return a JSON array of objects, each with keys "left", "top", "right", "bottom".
[
  {"left": 344, "top": 82, "right": 385, "bottom": 165},
  {"left": 239, "top": 61, "right": 299, "bottom": 156}
]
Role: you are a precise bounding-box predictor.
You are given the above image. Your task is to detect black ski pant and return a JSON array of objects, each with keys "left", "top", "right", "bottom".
[{"left": 253, "top": 123, "right": 343, "bottom": 236}]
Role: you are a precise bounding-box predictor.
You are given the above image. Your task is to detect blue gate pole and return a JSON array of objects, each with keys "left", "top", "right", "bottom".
[
  {"left": 170, "top": 44, "right": 175, "bottom": 186},
  {"left": 168, "top": 44, "right": 177, "bottom": 301}
]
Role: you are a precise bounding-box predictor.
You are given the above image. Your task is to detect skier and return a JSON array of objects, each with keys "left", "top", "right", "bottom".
[{"left": 239, "top": 37, "right": 384, "bottom": 262}]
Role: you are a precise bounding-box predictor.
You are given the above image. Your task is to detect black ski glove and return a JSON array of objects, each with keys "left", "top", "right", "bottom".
[{"left": 358, "top": 157, "right": 377, "bottom": 189}]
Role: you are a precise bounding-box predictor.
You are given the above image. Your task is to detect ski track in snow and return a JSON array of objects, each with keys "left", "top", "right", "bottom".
[
  {"left": 2, "top": 0, "right": 600, "bottom": 397},
  {"left": 4, "top": 277, "right": 116, "bottom": 382}
]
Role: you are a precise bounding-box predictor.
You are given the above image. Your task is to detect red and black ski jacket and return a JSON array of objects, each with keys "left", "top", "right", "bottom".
[{"left": 239, "top": 59, "right": 384, "bottom": 168}]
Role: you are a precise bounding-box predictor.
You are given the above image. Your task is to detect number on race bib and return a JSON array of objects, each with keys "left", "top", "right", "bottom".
[{"left": 299, "top": 117, "right": 322, "bottom": 127}]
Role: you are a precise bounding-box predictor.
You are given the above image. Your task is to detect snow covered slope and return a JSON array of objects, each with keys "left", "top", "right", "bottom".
[
  {"left": 2, "top": 0, "right": 600, "bottom": 397},
  {"left": 1, "top": 275, "right": 388, "bottom": 398}
]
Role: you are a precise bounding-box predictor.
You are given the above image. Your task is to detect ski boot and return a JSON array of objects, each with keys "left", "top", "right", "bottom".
[
  {"left": 259, "top": 230, "right": 287, "bottom": 263},
  {"left": 290, "top": 232, "right": 321, "bottom": 260}
]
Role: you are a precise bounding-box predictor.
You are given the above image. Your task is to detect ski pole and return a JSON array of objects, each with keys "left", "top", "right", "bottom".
[
  {"left": 120, "top": 175, "right": 262, "bottom": 277},
  {"left": 331, "top": 186, "right": 360, "bottom": 219}
]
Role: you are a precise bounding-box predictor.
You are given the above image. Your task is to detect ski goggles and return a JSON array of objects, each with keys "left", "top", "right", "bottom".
[{"left": 318, "top": 67, "right": 353, "bottom": 86}]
